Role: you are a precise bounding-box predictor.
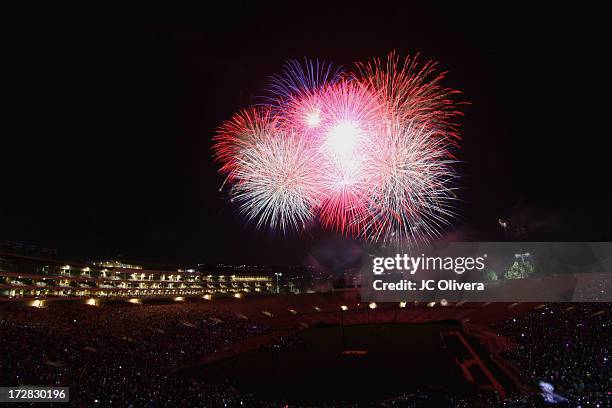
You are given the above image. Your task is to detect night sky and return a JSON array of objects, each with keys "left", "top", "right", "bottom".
[{"left": 3, "top": 3, "right": 611, "bottom": 265}]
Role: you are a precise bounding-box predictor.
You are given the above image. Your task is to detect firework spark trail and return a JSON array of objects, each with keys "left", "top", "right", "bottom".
[
  {"left": 268, "top": 59, "right": 343, "bottom": 104},
  {"left": 212, "top": 53, "right": 463, "bottom": 243},
  {"left": 355, "top": 51, "right": 463, "bottom": 145},
  {"left": 213, "top": 108, "right": 276, "bottom": 181}
]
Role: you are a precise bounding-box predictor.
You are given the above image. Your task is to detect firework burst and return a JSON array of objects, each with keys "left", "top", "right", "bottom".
[
  {"left": 359, "top": 121, "right": 458, "bottom": 244},
  {"left": 213, "top": 53, "right": 463, "bottom": 243},
  {"left": 213, "top": 107, "right": 320, "bottom": 233}
]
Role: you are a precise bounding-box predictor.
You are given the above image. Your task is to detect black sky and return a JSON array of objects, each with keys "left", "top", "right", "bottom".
[{"left": 3, "top": 3, "right": 611, "bottom": 265}]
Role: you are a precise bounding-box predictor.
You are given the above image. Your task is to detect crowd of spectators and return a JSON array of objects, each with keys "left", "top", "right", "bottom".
[
  {"left": 0, "top": 300, "right": 609, "bottom": 407},
  {"left": 0, "top": 302, "right": 268, "bottom": 407},
  {"left": 494, "top": 303, "right": 611, "bottom": 407}
]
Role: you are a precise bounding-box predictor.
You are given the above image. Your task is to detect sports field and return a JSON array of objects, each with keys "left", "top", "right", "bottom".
[{"left": 197, "top": 322, "right": 474, "bottom": 403}]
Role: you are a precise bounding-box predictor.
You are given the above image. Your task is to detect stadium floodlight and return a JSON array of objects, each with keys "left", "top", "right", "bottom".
[
  {"left": 340, "top": 305, "right": 348, "bottom": 311},
  {"left": 369, "top": 302, "right": 377, "bottom": 309},
  {"left": 274, "top": 272, "right": 282, "bottom": 294}
]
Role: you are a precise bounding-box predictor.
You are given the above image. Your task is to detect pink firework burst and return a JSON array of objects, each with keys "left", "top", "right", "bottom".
[{"left": 312, "top": 79, "right": 382, "bottom": 235}]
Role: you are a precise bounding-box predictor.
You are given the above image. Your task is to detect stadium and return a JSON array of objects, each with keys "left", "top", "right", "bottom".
[
  {"left": 1, "top": 250, "right": 610, "bottom": 406},
  {"left": 3, "top": 2, "right": 611, "bottom": 407}
]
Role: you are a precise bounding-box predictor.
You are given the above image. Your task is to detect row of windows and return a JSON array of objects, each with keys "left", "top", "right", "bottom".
[{"left": 2, "top": 286, "right": 266, "bottom": 299}]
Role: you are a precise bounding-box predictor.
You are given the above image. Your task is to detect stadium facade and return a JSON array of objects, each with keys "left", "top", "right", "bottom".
[{"left": 0, "top": 251, "right": 273, "bottom": 301}]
